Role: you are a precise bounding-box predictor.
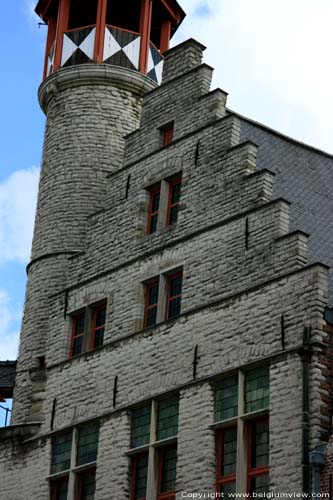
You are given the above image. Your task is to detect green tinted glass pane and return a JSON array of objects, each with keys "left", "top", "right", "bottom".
[
  {"left": 245, "top": 367, "right": 269, "bottom": 413},
  {"left": 250, "top": 474, "right": 269, "bottom": 495},
  {"left": 131, "top": 405, "right": 151, "bottom": 448},
  {"left": 251, "top": 420, "right": 269, "bottom": 468},
  {"left": 79, "top": 471, "right": 96, "bottom": 500},
  {"left": 77, "top": 422, "right": 99, "bottom": 466},
  {"left": 157, "top": 397, "right": 179, "bottom": 441},
  {"left": 221, "top": 428, "right": 237, "bottom": 476},
  {"left": 133, "top": 454, "right": 148, "bottom": 500},
  {"left": 51, "top": 432, "right": 72, "bottom": 474},
  {"left": 160, "top": 447, "right": 177, "bottom": 494},
  {"left": 215, "top": 376, "right": 238, "bottom": 421}
]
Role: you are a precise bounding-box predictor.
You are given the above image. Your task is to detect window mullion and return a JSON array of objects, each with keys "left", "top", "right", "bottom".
[
  {"left": 67, "top": 428, "right": 78, "bottom": 500},
  {"left": 236, "top": 371, "right": 247, "bottom": 494},
  {"left": 146, "top": 401, "right": 158, "bottom": 500},
  {"left": 157, "top": 180, "right": 169, "bottom": 231},
  {"left": 156, "top": 275, "right": 167, "bottom": 323}
]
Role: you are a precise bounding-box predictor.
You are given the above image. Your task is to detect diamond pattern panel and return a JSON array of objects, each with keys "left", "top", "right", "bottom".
[
  {"left": 103, "top": 26, "right": 140, "bottom": 71},
  {"left": 147, "top": 43, "right": 164, "bottom": 84},
  {"left": 61, "top": 27, "right": 96, "bottom": 67}
]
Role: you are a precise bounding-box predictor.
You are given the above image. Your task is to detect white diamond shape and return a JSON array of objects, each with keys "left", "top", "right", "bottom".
[
  {"left": 79, "top": 27, "right": 96, "bottom": 60},
  {"left": 155, "top": 60, "right": 164, "bottom": 85},
  {"left": 61, "top": 33, "right": 78, "bottom": 66},
  {"left": 122, "top": 36, "right": 141, "bottom": 70},
  {"left": 147, "top": 46, "right": 155, "bottom": 73},
  {"left": 103, "top": 28, "right": 122, "bottom": 61}
]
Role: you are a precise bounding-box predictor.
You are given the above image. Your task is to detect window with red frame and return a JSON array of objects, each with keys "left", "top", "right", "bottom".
[
  {"left": 216, "top": 427, "right": 237, "bottom": 495},
  {"left": 76, "top": 469, "right": 96, "bottom": 500},
  {"left": 90, "top": 302, "right": 106, "bottom": 349},
  {"left": 157, "top": 446, "right": 177, "bottom": 500},
  {"left": 161, "top": 122, "right": 174, "bottom": 147},
  {"left": 166, "top": 272, "right": 183, "bottom": 321},
  {"left": 166, "top": 176, "right": 181, "bottom": 226},
  {"left": 247, "top": 419, "right": 269, "bottom": 496},
  {"left": 147, "top": 184, "right": 161, "bottom": 235},
  {"left": 51, "top": 477, "right": 69, "bottom": 500},
  {"left": 144, "top": 280, "right": 159, "bottom": 328},
  {"left": 130, "top": 453, "right": 149, "bottom": 500},
  {"left": 70, "top": 311, "right": 85, "bottom": 357}
]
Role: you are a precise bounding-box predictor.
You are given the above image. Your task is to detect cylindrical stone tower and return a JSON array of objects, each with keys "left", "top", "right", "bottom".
[{"left": 12, "top": 0, "right": 185, "bottom": 423}]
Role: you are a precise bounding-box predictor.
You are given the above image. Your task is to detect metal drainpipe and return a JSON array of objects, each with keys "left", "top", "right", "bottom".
[
  {"left": 299, "top": 326, "right": 313, "bottom": 494},
  {"left": 309, "top": 449, "right": 326, "bottom": 495}
]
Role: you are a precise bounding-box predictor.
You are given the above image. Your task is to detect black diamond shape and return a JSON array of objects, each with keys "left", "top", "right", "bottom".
[
  {"left": 108, "top": 26, "right": 137, "bottom": 48},
  {"left": 66, "top": 26, "right": 94, "bottom": 46},
  {"left": 63, "top": 49, "right": 92, "bottom": 68},
  {"left": 147, "top": 67, "right": 157, "bottom": 83},
  {"left": 104, "top": 49, "right": 136, "bottom": 71},
  {"left": 150, "top": 44, "right": 163, "bottom": 66}
]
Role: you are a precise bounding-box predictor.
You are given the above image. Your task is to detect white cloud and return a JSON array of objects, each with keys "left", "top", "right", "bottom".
[
  {"left": 174, "top": 0, "right": 333, "bottom": 153},
  {"left": 0, "top": 290, "right": 20, "bottom": 360},
  {"left": 0, "top": 167, "right": 40, "bottom": 263}
]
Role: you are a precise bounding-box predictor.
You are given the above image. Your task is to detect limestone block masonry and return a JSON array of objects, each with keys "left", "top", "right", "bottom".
[{"left": 1, "top": 38, "right": 333, "bottom": 500}]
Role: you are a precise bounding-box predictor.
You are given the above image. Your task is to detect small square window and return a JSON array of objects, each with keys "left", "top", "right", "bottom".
[{"left": 161, "top": 122, "right": 174, "bottom": 147}]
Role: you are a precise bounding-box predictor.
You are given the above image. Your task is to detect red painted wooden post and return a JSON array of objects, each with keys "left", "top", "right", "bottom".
[
  {"left": 94, "top": 0, "right": 108, "bottom": 63},
  {"left": 139, "top": 0, "right": 153, "bottom": 74},
  {"left": 160, "top": 19, "right": 171, "bottom": 53},
  {"left": 43, "top": 15, "right": 57, "bottom": 79},
  {"left": 53, "top": 0, "right": 70, "bottom": 71}
]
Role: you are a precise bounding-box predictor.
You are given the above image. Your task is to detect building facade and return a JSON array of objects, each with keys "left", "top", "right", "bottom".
[{"left": 1, "top": 1, "right": 333, "bottom": 499}]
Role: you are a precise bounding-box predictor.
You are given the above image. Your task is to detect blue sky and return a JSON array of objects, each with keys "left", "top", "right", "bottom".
[{"left": 0, "top": 0, "right": 332, "bottom": 424}]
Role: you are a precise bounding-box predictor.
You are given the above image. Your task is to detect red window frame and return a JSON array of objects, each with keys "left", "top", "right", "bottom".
[
  {"left": 130, "top": 453, "right": 148, "bottom": 500},
  {"left": 216, "top": 427, "right": 237, "bottom": 494},
  {"left": 165, "top": 271, "right": 183, "bottom": 321},
  {"left": 50, "top": 476, "right": 69, "bottom": 500},
  {"left": 166, "top": 176, "right": 182, "bottom": 226},
  {"left": 157, "top": 446, "right": 177, "bottom": 500},
  {"left": 69, "top": 310, "right": 85, "bottom": 358},
  {"left": 247, "top": 418, "right": 269, "bottom": 494},
  {"left": 144, "top": 279, "right": 160, "bottom": 328},
  {"left": 161, "top": 123, "right": 174, "bottom": 147},
  {"left": 146, "top": 184, "right": 161, "bottom": 235},
  {"left": 90, "top": 302, "right": 107, "bottom": 350},
  {"left": 75, "top": 468, "right": 96, "bottom": 500}
]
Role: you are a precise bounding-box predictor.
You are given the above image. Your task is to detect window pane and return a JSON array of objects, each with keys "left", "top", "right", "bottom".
[
  {"left": 221, "top": 428, "right": 237, "bottom": 476},
  {"left": 169, "top": 206, "right": 179, "bottom": 225},
  {"left": 250, "top": 474, "right": 269, "bottom": 495},
  {"left": 215, "top": 376, "right": 238, "bottom": 421},
  {"left": 79, "top": 470, "right": 96, "bottom": 500},
  {"left": 131, "top": 405, "right": 151, "bottom": 448},
  {"left": 171, "top": 183, "right": 181, "bottom": 205},
  {"left": 157, "top": 397, "right": 179, "bottom": 441},
  {"left": 146, "top": 306, "right": 158, "bottom": 327},
  {"left": 169, "top": 275, "right": 182, "bottom": 297},
  {"left": 245, "top": 367, "right": 269, "bottom": 413},
  {"left": 151, "top": 192, "right": 160, "bottom": 213},
  {"left": 93, "top": 328, "right": 104, "bottom": 348},
  {"left": 168, "top": 297, "right": 181, "bottom": 320},
  {"left": 160, "top": 447, "right": 177, "bottom": 493},
  {"left": 149, "top": 214, "right": 158, "bottom": 234},
  {"left": 51, "top": 432, "right": 72, "bottom": 474},
  {"left": 148, "top": 283, "right": 159, "bottom": 305},
  {"left": 250, "top": 420, "right": 269, "bottom": 469},
  {"left": 95, "top": 307, "right": 106, "bottom": 328},
  {"left": 74, "top": 313, "right": 85, "bottom": 335},
  {"left": 51, "top": 477, "right": 69, "bottom": 500},
  {"left": 132, "top": 454, "right": 148, "bottom": 500},
  {"left": 77, "top": 422, "right": 100, "bottom": 466},
  {"left": 220, "top": 482, "right": 236, "bottom": 496},
  {"left": 72, "top": 335, "right": 84, "bottom": 356}
]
